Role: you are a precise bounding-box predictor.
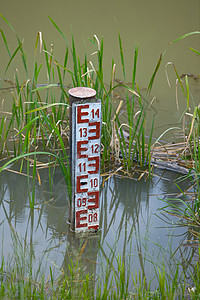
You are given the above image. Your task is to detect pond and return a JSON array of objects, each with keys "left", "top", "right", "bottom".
[{"left": 0, "top": 0, "right": 199, "bottom": 296}]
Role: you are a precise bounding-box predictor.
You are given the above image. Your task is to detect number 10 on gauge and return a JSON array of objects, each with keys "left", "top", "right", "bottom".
[{"left": 71, "top": 100, "right": 101, "bottom": 233}]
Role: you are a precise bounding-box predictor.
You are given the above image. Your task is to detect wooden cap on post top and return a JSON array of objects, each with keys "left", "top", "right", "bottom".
[{"left": 69, "top": 87, "right": 96, "bottom": 101}]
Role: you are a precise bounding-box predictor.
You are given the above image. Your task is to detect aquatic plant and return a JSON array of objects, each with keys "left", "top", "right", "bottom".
[
  {"left": 0, "top": 14, "right": 154, "bottom": 188},
  {"left": 0, "top": 231, "right": 197, "bottom": 299}
]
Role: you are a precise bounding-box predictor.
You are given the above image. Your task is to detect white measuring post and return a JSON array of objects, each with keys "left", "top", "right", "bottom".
[{"left": 69, "top": 87, "right": 101, "bottom": 234}]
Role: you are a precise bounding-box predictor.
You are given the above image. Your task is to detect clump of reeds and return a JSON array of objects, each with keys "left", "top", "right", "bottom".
[
  {"left": 0, "top": 15, "right": 155, "bottom": 192},
  {"left": 144, "top": 30, "right": 200, "bottom": 299},
  {"left": 0, "top": 242, "right": 196, "bottom": 299}
]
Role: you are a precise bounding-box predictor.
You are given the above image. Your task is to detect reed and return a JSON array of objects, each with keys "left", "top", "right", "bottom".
[
  {"left": 0, "top": 15, "right": 154, "bottom": 185},
  {"left": 0, "top": 238, "right": 196, "bottom": 299},
  {"left": 146, "top": 29, "right": 200, "bottom": 220},
  {"left": 113, "top": 35, "right": 153, "bottom": 171}
]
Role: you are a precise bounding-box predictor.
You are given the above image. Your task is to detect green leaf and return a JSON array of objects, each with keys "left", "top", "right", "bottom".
[
  {"left": 4, "top": 43, "right": 22, "bottom": 75},
  {"left": 32, "top": 83, "right": 61, "bottom": 92},
  {"left": 169, "top": 31, "right": 200, "bottom": 45},
  {"left": 189, "top": 47, "right": 200, "bottom": 55},
  {"left": 147, "top": 51, "right": 166, "bottom": 93},
  {"left": 26, "top": 102, "right": 70, "bottom": 114},
  {"left": 118, "top": 33, "right": 126, "bottom": 81},
  {"left": 48, "top": 16, "right": 69, "bottom": 45}
]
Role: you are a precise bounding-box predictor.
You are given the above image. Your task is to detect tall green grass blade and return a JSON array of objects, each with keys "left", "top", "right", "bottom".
[
  {"left": 0, "top": 29, "right": 11, "bottom": 57},
  {"left": 63, "top": 47, "right": 69, "bottom": 78},
  {"left": 129, "top": 106, "right": 145, "bottom": 164},
  {"left": 56, "top": 65, "right": 68, "bottom": 118},
  {"left": 48, "top": 16, "right": 69, "bottom": 45},
  {"left": 189, "top": 47, "right": 200, "bottom": 55},
  {"left": 0, "top": 14, "right": 16, "bottom": 33},
  {"left": 32, "top": 83, "right": 61, "bottom": 92},
  {"left": 108, "top": 83, "right": 139, "bottom": 99},
  {"left": 169, "top": 31, "right": 200, "bottom": 45},
  {"left": 147, "top": 51, "right": 166, "bottom": 93},
  {"left": 98, "top": 37, "right": 104, "bottom": 79},
  {"left": 151, "top": 127, "right": 181, "bottom": 148},
  {"left": 31, "top": 153, "right": 37, "bottom": 208},
  {"left": 77, "top": 56, "right": 83, "bottom": 86},
  {"left": 71, "top": 33, "right": 80, "bottom": 86},
  {"left": 185, "top": 75, "right": 190, "bottom": 110},
  {"left": 32, "top": 100, "right": 69, "bottom": 111},
  {"left": 118, "top": 33, "right": 126, "bottom": 80},
  {"left": 43, "top": 40, "right": 51, "bottom": 83},
  {"left": 19, "top": 43, "right": 28, "bottom": 78},
  {"left": 171, "top": 63, "right": 186, "bottom": 98},
  {"left": 0, "top": 115, "right": 5, "bottom": 145},
  {"left": 132, "top": 45, "right": 138, "bottom": 89},
  {"left": 34, "top": 31, "right": 41, "bottom": 56},
  {"left": 54, "top": 60, "right": 75, "bottom": 78},
  {"left": 4, "top": 43, "right": 22, "bottom": 75},
  {"left": 0, "top": 15, "right": 29, "bottom": 77},
  {"left": 148, "top": 114, "right": 154, "bottom": 170}
]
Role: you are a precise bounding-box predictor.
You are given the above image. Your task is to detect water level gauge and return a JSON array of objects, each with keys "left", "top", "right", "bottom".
[{"left": 70, "top": 89, "right": 101, "bottom": 234}]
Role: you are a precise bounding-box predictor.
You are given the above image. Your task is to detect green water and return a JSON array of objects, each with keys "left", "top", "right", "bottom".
[
  {"left": 0, "top": 0, "right": 200, "bottom": 138},
  {"left": 0, "top": 0, "right": 199, "bottom": 293}
]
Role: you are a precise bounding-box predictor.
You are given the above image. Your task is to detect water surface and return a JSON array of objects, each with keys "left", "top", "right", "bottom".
[
  {"left": 0, "top": 0, "right": 199, "bottom": 292},
  {"left": 0, "top": 165, "right": 195, "bottom": 289},
  {"left": 0, "top": 0, "right": 200, "bottom": 138}
]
